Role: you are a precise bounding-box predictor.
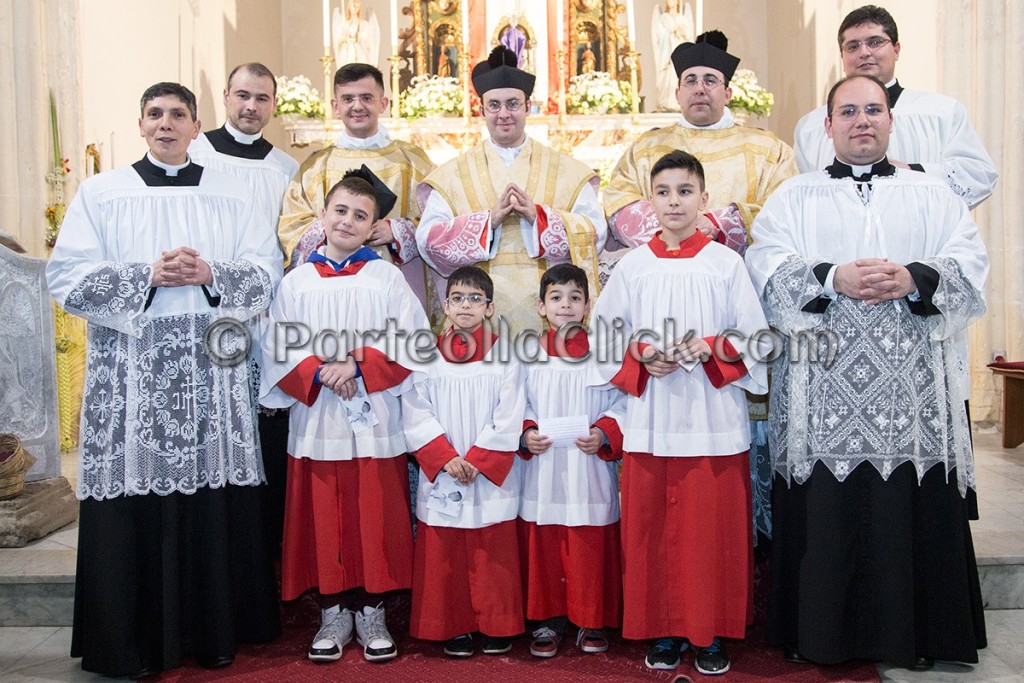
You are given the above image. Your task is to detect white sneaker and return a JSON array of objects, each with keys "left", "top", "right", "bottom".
[
  {"left": 354, "top": 603, "right": 398, "bottom": 662},
  {"left": 308, "top": 605, "right": 354, "bottom": 662}
]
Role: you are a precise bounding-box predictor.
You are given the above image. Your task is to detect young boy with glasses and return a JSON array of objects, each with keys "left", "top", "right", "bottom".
[{"left": 402, "top": 266, "right": 527, "bottom": 657}]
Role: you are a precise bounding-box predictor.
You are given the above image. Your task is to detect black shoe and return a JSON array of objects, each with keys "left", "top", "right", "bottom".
[
  {"left": 694, "top": 638, "right": 730, "bottom": 675},
  {"left": 444, "top": 633, "right": 474, "bottom": 657},
  {"left": 198, "top": 654, "right": 234, "bottom": 669},
  {"left": 783, "top": 646, "right": 810, "bottom": 663},
  {"left": 908, "top": 655, "right": 935, "bottom": 671},
  {"left": 644, "top": 637, "right": 686, "bottom": 670},
  {"left": 480, "top": 635, "right": 512, "bottom": 655}
]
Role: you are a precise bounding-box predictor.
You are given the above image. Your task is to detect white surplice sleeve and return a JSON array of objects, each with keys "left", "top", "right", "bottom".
[
  {"left": 473, "top": 354, "right": 527, "bottom": 453},
  {"left": 914, "top": 98, "right": 997, "bottom": 210},
  {"left": 46, "top": 180, "right": 153, "bottom": 337},
  {"left": 207, "top": 197, "right": 282, "bottom": 321}
]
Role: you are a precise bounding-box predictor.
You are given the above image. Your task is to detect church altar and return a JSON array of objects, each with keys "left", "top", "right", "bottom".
[{"left": 280, "top": 112, "right": 680, "bottom": 168}]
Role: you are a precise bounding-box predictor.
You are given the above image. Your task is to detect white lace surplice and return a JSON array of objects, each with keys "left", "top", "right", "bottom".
[
  {"left": 747, "top": 171, "right": 989, "bottom": 496},
  {"left": 46, "top": 167, "right": 283, "bottom": 500}
]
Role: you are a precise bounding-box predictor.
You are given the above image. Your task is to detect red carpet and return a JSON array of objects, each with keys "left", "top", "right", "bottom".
[{"left": 154, "top": 564, "right": 880, "bottom": 683}]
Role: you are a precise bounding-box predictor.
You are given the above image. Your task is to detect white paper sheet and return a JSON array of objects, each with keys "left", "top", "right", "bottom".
[{"left": 538, "top": 414, "right": 590, "bottom": 448}]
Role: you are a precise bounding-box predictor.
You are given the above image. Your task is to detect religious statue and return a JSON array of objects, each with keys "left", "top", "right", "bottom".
[
  {"left": 652, "top": 0, "right": 695, "bottom": 110},
  {"left": 499, "top": 21, "right": 529, "bottom": 71},
  {"left": 580, "top": 43, "right": 596, "bottom": 74},
  {"left": 333, "top": 0, "right": 380, "bottom": 68},
  {"left": 436, "top": 32, "right": 457, "bottom": 77}
]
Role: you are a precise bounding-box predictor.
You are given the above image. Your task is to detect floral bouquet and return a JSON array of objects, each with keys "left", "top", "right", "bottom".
[
  {"left": 400, "top": 74, "right": 465, "bottom": 119},
  {"left": 566, "top": 72, "right": 633, "bottom": 115},
  {"left": 275, "top": 75, "right": 325, "bottom": 119},
  {"left": 728, "top": 69, "right": 774, "bottom": 118}
]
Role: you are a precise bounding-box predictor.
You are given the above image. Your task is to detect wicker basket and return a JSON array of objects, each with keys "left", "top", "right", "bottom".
[{"left": 0, "top": 433, "right": 34, "bottom": 500}]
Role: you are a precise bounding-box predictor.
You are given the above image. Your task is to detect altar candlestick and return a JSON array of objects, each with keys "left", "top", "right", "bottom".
[
  {"left": 696, "top": 0, "right": 703, "bottom": 34},
  {"left": 626, "top": 0, "right": 636, "bottom": 45},
  {"left": 556, "top": 0, "right": 564, "bottom": 47},
  {"left": 390, "top": 0, "right": 399, "bottom": 53},
  {"left": 461, "top": 0, "right": 469, "bottom": 52},
  {"left": 323, "top": 0, "right": 331, "bottom": 56}
]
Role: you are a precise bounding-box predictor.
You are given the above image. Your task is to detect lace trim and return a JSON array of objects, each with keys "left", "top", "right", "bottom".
[{"left": 77, "top": 312, "right": 265, "bottom": 500}]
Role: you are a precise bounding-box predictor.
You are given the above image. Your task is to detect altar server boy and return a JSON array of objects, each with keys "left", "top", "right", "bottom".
[
  {"left": 590, "top": 151, "right": 769, "bottom": 676},
  {"left": 518, "top": 263, "right": 626, "bottom": 658},
  {"left": 403, "top": 266, "right": 527, "bottom": 657},
  {"left": 261, "top": 167, "right": 429, "bottom": 664}
]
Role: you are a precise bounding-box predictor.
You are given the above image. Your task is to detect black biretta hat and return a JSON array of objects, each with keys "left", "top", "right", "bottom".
[
  {"left": 671, "top": 30, "right": 740, "bottom": 82},
  {"left": 471, "top": 46, "right": 536, "bottom": 98},
  {"left": 342, "top": 165, "right": 397, "bottom": 219}
]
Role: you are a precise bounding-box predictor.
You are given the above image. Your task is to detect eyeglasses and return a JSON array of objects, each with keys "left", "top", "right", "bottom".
[
  {"left": 680, "top": 74, "right": 724, "bottom": 90},
  {"left": 831, "top": 104, "right": 889, "bottom": 120},
  {"left": 483, "top": 99, "right": 525, "bottom": 113},
  {"left": 841, "top": 37, "right": 892, "bottom": 53},
  {"left": 447, "top": 293, "right": 491, "bottom": 306},
  {"left": 337, "top": 94, "right": 378, "bottom": 105}
]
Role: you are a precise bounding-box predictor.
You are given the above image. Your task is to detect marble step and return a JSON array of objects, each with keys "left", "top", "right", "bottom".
[
  {"left": 0, "top": 546, "right": 75, "bottom": 627},
  {"left": 978, "top": 555, "right": 1024, "bottom": 611},
  {"left": 0, "top": 548, "right": 1021, "bottom": 627}
]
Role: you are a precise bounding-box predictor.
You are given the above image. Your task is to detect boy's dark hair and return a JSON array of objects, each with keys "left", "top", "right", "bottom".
[
  {"left": 446, "top": 266, "right": 494, "bottom": 301},
  {"left": 826, "top": 74, "right": 889, "bottom": 117},
  {"left": 651, "top": 150, "right": 706, "bottom": 191},
  {"left": 334, "top": 63, "right": 385, "bottom": 91},
  {"left": 227, "top": 62, "right": 277, "bottom": 96},
  {"left": 140, "top": 82, "right": 197, "bottom": 120},
  {"left": 539, "top": 263, "right": 589, "bottom": 301},
  {"left": 838, "top": 5, "right": 898, "bottom": 48},
  {"left": 324, "top": 176, "right": 379, "bottom": 218}
]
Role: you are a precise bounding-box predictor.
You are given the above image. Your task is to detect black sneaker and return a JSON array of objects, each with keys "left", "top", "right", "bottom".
[
  {"left": 480, "top": 635, "right": 512, "bottom": 655},
  {"left": 644, "top": 637, "right": 687, "bottom": 670},
  {"left": 695, "top": 638, "right": 730, "bottom": 675},
  {"left": 444, "top": 633, "right": 474, "bottom": 657}
]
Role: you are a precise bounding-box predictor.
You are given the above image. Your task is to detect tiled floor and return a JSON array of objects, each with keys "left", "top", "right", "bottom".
[{"left": 1, "top": 430, "right": 1022, "bottom": 682}]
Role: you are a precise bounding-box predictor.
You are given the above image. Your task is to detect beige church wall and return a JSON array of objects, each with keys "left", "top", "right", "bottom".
[
  {"left": 764, "top": 0, "right": 938, "bottom": 145},
  {"left": 1, "top": 0, "right": 82, "bottom": 258},
  {"left": 79, "top": 0, "right": 287, "bottom": 171}
]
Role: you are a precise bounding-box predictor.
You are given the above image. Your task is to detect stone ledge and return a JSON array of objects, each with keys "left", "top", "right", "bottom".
[{"left": 0, "top": 477, "right": 79, "bottom": 548}]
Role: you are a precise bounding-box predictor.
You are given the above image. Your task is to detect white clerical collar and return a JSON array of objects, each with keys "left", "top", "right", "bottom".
[
  {"left": 146, "top": 152, "right": 190, "bottom": 176},
  {"left": 849, "top": 157, "right": 887, "bottom": 176},
  {"left": 676, "top": 108, "right": 735, "bottom": 131},
  {"left": 885, "top": 77, "right": 898, "bottom": 88},
  {"left": 335, "top": 125, "right": 391, "bottom": 150},
  {"left": 224, "top": 121, "right": 263, "bottom": 144},
  {"left": 488, "top": 136, "right": 528, "bottom": 166}
]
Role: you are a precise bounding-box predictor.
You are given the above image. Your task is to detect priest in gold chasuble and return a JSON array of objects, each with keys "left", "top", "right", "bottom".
[
  {"left": 416, "top": 47, "right": 606, "bottom": 334},
  {"left": 279, "top": 63, "right": 434, "bottom": 306},
  {"left": 604, "top": 31, "right": 796, "bottom": 258}
]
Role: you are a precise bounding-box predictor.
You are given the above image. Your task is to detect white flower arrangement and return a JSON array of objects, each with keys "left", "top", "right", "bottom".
[
  {"left": 566, "top": 71, "right": 633, "bottom": 115},
  {"left": 400, "top": 74, "right": 464, "bottom": 119},
  {"left": 727, "top": 68, "right": 774, "bottom": 118},
  {"left": 274, "top": 75, "right": 325, "bottom": 119}
]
